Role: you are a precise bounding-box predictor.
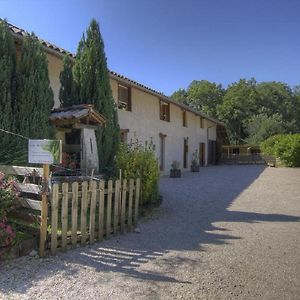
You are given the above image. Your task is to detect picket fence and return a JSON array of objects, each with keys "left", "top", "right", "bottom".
[
  {"left": 0, "top": 165, "right": 141, "bottom": 257},
  {"left": 48, "top": 178, "right": 141, "bottom": 255}
]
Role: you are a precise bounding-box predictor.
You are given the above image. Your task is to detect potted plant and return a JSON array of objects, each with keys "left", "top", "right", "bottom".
[
  {"left": 170, "top": 160, "right": 181, "bottom": 178},
  {"left": 190, "top": 150, "right": 200, "bottom": 172}
]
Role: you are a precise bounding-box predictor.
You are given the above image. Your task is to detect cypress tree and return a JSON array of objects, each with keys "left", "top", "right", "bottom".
[
  {"left": 14, "top": 33, "right": 54, "bottom": 164},
  {"left": 59, "top": 55, "right": 75, "bottom": 107},
  {"left": 0, "top": 20, "right": 16, "bottom": 164},
  {"left": 73, "top": 19, "right": 120, "bottom": 171}
]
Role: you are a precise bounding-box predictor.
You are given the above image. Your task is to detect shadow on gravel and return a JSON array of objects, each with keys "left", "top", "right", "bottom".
[{"left": 1, "top": 165, "right": 299, "bottom": 296}]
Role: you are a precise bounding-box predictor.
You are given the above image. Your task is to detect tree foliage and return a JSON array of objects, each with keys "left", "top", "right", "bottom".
[
  {"left": 260, "top": 134, "right": 300, "bottom": 167},
  {"left": 59, "top": 55, "right": 75, "bottom": 107},
  {"left": 0, "top": 21, "right": 16, "bottom": 164},
  {"left": 170, "top": 88, "right": 188, "bottom": 105},
  {"left": 217, "top": 79, "right": 259, "bottom": 144},
  {"left": 171, "top": 78, "right": 300, "bottom": 144},
  {"left": 14, "top": 33, "right": 54, "bottom": 164},
  {"left": 186, "top": 80, "right": 224, "bottom": 118},
  {"left": 244, "top": 113, "right": 286, "bottom": 145},
  {"left": 69, "top": 19, "right": 120, "bottom": 171},
  {"left": 170, "top": 80, "right": 224, "bottom": 118}
]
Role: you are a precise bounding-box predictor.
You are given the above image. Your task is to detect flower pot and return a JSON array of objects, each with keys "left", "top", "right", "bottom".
[
  {"left": 190, "top": 165, "right": 200, "bottom": 172},
  {"left": 170, "top": 169, "right": 181, "bottom": 178}
]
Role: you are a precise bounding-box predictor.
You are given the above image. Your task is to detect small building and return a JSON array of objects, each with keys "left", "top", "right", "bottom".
[
  {"left": 50, "top": 105, "right": 106, "bottom": 175},
  {"left": 222, "top": 145, "right": 260, "bottom": 158}
]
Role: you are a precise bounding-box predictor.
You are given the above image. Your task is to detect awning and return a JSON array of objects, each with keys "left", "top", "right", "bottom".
[{"left": 50, "top": 104, "right": 106, "bottom": 127}]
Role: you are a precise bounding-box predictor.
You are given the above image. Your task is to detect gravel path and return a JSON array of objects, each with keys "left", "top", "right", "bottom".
[{"left": 0, "top": 165, "right": 300, "bottom": 300}]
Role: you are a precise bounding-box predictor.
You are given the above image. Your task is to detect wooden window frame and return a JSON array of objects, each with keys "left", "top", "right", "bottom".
[
  {"left": 118, "top": 83, "right": 132, "bottom": 111},
  {"left": 200, "top": 117, "right": 204, "bottom": 128},
  {"left": 182, "top": 110, "right": 187, "bottom": 127},
  {"left": 159, "top": 100, "right": 170, "bottom": 122}
]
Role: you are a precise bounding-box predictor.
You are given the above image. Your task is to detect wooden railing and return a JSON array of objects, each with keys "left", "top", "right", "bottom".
[{"left": 221, "top": 154, "right": 266, "bottom": 165}]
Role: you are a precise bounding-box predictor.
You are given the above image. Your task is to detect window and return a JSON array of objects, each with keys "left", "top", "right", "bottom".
[
  {"left": 182, "top": 110, "right": 187, "bottom": 127},
  {"left": 120, "top": 129, "right": 129, "bottom": 143},
  {"left": 118, "top": 84, "right": 131, "bottom": 111},
  {"left": 200, "top": 117, "right": 204, "bottom": 128},
  {"left": 160, "top": 100, "right": 170, "bottom": 122}
]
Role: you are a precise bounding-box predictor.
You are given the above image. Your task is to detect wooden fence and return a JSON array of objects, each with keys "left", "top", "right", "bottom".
[
  {"left": 47, "top": 178, "right": 141, "bottom": 255},
  {"left": 0, "top": 165, "right": 141, "bottom": 257}
]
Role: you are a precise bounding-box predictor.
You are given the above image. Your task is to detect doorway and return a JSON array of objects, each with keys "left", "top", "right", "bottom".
[
  {"left": 159, "top": 133, "right": 166, "bottom": 171},
  {"left": 199, "top": 142, "right": 205, "bottom": 166},
  {"left": 183, "top": 138, "right": 188, "bottom": 168}
]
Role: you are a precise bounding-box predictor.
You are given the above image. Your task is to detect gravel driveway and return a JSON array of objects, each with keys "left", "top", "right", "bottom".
[{"left": 1, "top": 165, "right": 300, "bottom": 300}]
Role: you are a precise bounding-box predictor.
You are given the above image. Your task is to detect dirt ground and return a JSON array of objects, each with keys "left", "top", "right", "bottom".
[{"left": 0, "top": 165, "right": 299, "bottom": 300}]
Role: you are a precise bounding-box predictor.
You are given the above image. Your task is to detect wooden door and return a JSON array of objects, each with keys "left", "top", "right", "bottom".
[
  {"left": 199, "top": 142, "right": 205, "bottom": 166},
  {"left": 183, "top": 138, "right": 188, "bottom": 168},
  {"left": 159, "top": 134, "right": 166, "bottom": 171}
]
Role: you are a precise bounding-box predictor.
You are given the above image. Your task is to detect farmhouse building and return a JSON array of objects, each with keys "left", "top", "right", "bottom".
[{"left": 6, "top": 20, "right": 227, "bottom": 174}]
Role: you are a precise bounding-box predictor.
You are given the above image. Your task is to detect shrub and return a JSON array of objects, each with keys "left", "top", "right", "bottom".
[
  {"left": 115, "top": 138, "right": 159, "bottom": 205},
  {"left": 0, "top": 172, "right": 18, "bottom": 248},
  {"left": 261, "top": 134, "right": 300, "bottom": 167}
]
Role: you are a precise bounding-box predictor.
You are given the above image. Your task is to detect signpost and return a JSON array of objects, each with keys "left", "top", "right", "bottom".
[{"left": 28, "top": 139, "right": 62, "bottom": 257}]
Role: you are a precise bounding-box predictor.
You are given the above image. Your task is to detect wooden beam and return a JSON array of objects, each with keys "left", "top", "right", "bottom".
[
  {"left": 18, "top": 197, "right": 42, "bottom": 211},
  {"left": 73, "top": 123, "right": 100, "bottom": 130},
  {"left": 0, "top": 165, "right": 43, "bottom": 177},
  {"left": 15, "top": 183, "right": 41, "bottom": 195}
]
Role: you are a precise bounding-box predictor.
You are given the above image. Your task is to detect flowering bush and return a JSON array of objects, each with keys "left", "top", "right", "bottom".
[
  {"left": 0, "top": 172, "right": 18, "bottom": 248},
  {"left": 0, "top": 220, "right": 16, "bottom": 248}
]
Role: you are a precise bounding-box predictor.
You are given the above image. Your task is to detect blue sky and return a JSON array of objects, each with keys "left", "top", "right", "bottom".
[{"left": 1, "top": 0, "right": 300, "bottom": 95}]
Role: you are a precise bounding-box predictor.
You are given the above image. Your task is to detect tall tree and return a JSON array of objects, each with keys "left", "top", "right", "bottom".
[
  {"left": 256, "top": 81, "right": 298, "bottom": 132},
  {"left": 0, "top": 20, "right": 16, "bottom": 164},
  {"left": 73, "top": 19, "right": 120, "bottom": 170},
  {"left": 14, "top": 33, "right": 54, "bottom": 164},
  {"left": 217, "top": 78, "right": 259, "bottom": 144},
  {"left": 170, "top": 88, "right": 188, "bottom": 105},
  {"left": 59, "top": 55, "right": 75, "bottom": 107},
  {"left": 244, "top": 113, "right": 286, "bottom": 145},
  {"left": 186, "top": 80, "right": 224, "bottom": 118}
]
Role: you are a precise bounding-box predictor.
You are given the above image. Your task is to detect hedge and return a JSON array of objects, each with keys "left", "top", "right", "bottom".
[{"left": 260, "top": 134, "right": 300, "bottom": 167}]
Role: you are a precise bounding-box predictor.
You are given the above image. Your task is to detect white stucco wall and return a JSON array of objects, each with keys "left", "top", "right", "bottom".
[
  {"left": 46, "top": 53, "right": 64, "bottom": 108},
  {"left": 110, "top": 78, "right": 217, "bottom": 174},
  {"left": 43, "top": 50, "right": 217, "bottom": 174}
]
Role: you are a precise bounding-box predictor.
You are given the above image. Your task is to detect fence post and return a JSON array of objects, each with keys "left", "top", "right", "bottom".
[
  {"left": 61, "top": 183, "right": 69, "bottom": 251},
  {"left": 134, "top": 178, "right": 140, "bottom": 226},
  {"left": 128, "top": 179, "right": 134, "bottom": 231},
  {"left": 89, "top": 180, "right": 97, "bottom": 244},
  {"left": 106, "top": 180, "right": 113, "bottom": 239},
  {"left": 50, "top": 184, "right": 59, "bottom": 255},
  {"left": 39, "top": 164, "right": 49, "bottom": 257},
  {"left": 113, "top": 180, "right": 120, "bottom": 235}
]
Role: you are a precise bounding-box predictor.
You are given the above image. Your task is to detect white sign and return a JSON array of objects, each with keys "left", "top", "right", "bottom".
[{"left": 28, "top": 139, "right": 62, "bottom": 164}]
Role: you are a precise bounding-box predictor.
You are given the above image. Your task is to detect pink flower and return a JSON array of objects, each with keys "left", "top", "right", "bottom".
[{"left": 5, "top": 225, "right": 13, "bottom": 234}]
